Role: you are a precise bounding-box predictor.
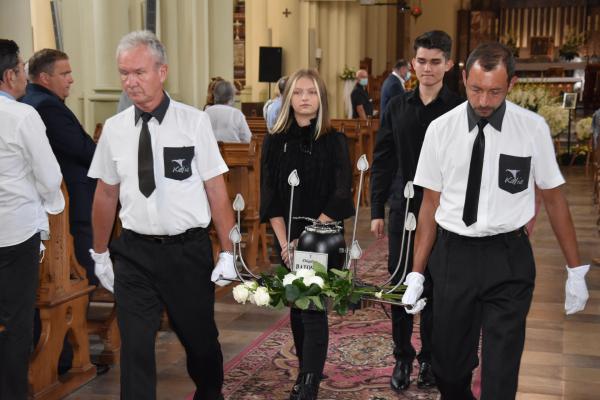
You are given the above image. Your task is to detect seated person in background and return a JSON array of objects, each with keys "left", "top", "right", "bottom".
[
  {"left": 205, "top": 80, "right": 252, "bottom": 143},
  {"left": 263, "top": 76, "right": 287, "bottom": 132},
  {"left": 203, "top": 76, "right": 224, "bottom": 110}
]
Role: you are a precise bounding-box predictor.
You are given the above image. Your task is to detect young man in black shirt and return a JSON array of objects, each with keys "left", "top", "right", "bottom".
[{"left": 370, "top": 30, "right": 463, "bottom": 392}]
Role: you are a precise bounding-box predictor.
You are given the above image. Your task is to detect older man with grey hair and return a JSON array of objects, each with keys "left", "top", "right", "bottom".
[
  {"left": 205, "top": 80, "right": 252, "bottom": 143},
  {"left": 88, "top": 30, "right": 236, "bottom": 400}
]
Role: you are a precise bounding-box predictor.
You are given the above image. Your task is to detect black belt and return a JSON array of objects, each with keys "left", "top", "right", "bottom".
[
  {"left": 437, "top": 225, "right": 527, "bottom": 242},
  {"left": 124, "top": 227, "right": 206, "bottom": 244}
]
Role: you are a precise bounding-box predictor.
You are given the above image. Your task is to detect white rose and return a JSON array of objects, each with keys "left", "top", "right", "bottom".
[
  {"left": 295, "top": 269, "right": 315, "bottom": 279},
  {"left": 283, "top": 273, "right": 299, "bottom": 286},
  {"left": 244, "top": 281, "right": 258, "bottom": 290},
  {"left": 232, "top": 284, "right": 250, "bottom": 304},
  {"left": 252, "top": 286, "right": 271, "bottom": 307},
  {"left": 303, "top": 275, "right": 325, "bottom": 289}
]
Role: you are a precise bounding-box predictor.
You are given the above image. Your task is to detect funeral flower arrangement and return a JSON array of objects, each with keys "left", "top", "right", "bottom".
[
  {"left": 339, "top": 66, "right": 357, "bottom": 81},
  {"left": 537, "top": 105, "right": 569, "bottom": 138},
  {"left": 575, "top": 116, "right": 593, "bottom": 141},
  {"left": 559, "top": 28, "right": 586, "bottom": 61},
  {"left": 232, "top": 262, "right": 405, "bottom": 316},
  {"left": 507, "top": 84, "right": 558, "bottom": 112}
]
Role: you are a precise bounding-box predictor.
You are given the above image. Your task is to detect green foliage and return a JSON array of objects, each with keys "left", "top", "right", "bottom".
[
  {"left": 235, "top": 262, "right": 406, "bottom": 316},
  {"left": 339, "top": 66, "right": 357, "bottom": 81}
]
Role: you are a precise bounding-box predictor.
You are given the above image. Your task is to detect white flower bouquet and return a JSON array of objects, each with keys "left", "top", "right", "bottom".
[
  {"left": 538, "top": 105, "right": 569, "bottom": 138},
  {"left": 232, "top": 262, "right": 405, "bottom": 315},
  {"left": 575, "top": 117, "right": 593, "bottom": 141}
]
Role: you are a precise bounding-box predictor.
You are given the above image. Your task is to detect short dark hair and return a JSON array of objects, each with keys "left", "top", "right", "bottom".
[
  {"left": 28, "top": 48, "right": 69, "bottom": 80},
  {"left": 394, "top": 59, "right": 409, "bottom": 70},
  {"left": 465, "top": 42, "right": 515, "bottom": 83},
  {"left": 277, "top": 76, "right": 287, "bottom": 94},
  {"left": 0, "top": 39, "right": 20, "bottom": 81},
  {"left": 413, "top": 30, "right": 452, "bottom": 60}
]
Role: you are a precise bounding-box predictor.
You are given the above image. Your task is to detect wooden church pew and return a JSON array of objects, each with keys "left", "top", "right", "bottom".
[
  {"left": 30, "top": 184, "right": 96, "bottom": 399},
  {"left": 217, "top": 139, "right": 269, "bottom": 270}
]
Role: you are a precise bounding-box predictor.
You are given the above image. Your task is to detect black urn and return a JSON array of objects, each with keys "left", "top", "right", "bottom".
[{"left": 296, "top": 221, "right": 346, "bottom": 269}]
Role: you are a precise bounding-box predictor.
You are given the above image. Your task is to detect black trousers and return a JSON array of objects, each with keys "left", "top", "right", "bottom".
[
  {"left": 111, "top": 228, "right": 223, "bottom": 400},
  {"left": 429, "top": 227, "right": 535, "bottom": 400},
  {"left": 290, "top": 308, "right": 329, "bottom": 376},
  {"left": 71, "top": 221, "right": 96, "bottom": 286},
  {"left": 68, "top": 180, "right": 97, "bottom": 287},
  {"left": 0, "top": 233, "right": 40, "bottom": 400},
  {"left": 388, "top": 229, "right": 433, "bottom": 364}
]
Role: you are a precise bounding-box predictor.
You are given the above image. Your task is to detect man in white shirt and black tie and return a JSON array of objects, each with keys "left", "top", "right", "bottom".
[
  {"left": 0, "top": 39, "right": 65, "bottom": 400},
  {"left": 88, "top": 31, "right": 236, "bottom": 400},
  {"left": 402, "top": 42, "right": 590, "bottom": 399}
]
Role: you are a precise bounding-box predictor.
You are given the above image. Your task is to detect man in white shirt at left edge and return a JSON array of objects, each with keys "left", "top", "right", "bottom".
[{"left": 0, "top": 39, "right": 64, "bottom": 400}]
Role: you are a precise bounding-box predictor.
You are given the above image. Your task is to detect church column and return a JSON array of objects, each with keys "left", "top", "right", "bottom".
[
  {"left": 30, "top": 0, "right": 56, "bottom": 50},
  {"left": 209, "top": 1, "right": 234, "bottom": 82},
  {"left": 245, "top": 0, "right": 269, "bottom": 102},
  {"left": 58, "top": 0, "right": 132, "bottom": 133},
  {"left": 271, "top": 0, "right": 302, "bottom": 77},
  {"left": 316, "top": 1, "right": 362, "bottom": 118}
]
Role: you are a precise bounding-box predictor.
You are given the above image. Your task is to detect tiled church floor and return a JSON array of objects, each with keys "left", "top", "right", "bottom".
[{"left": 64, "top": 166, "right": 600, "bottom": 399}]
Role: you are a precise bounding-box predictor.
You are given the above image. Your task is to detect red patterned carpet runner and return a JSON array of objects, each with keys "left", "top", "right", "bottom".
[{"left": 190, "top": 238, "right": 481, "bottom": 399}]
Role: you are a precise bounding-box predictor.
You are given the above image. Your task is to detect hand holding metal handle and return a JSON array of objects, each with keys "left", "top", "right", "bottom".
[
  {"left": 286, "top": 170, "right": 300, "bottom": 269},
  {"left": 381, "top": 182, "right": 415, "bottom": 286},
  {"left": 386, "top": 212, "right": 417, "bottom": 294}
]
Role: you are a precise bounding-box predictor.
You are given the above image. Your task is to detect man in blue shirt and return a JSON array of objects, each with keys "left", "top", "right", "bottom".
[{"left": 264, "top": 76, "right": 287, "bottom": 131}]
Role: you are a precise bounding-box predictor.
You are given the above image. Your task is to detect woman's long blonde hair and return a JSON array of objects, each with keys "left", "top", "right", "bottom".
[{"left": 271, "top": 68, "right": 331, "bottom": 139}]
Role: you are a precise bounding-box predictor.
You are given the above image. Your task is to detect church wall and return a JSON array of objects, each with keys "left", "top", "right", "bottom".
[
  {"left": 0, "top": 0, "right": 34, "bottom": 63},
  {"left": 409, "top": 0, "right": 464, "bottom": 61},
  {"left": 245, "top": 0, "right": 395, "bottom": 117},
  {"left": 13, "top": 0, "right": 234, "bottom": 134}
]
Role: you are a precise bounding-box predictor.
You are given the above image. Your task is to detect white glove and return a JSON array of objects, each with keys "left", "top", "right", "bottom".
[
  {"left": 89, "top": 249, "right": 114, "bottom": 293},
  {"left": 565, "top": 264, "right": 589, "bottom": 315},
  {"left": 211, "top": 252, "right": 236, "bottom": 287},
  {"left": 401, "top": 272, "right": 425, "bottom": 312},
  {"left": 405, "top": 298, "right": 427, "bottom": 315}
]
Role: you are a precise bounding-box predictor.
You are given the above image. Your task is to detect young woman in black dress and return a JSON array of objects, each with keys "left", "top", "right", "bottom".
[{"left": 260, "top": 69, "right": 354, "bottom": 399}]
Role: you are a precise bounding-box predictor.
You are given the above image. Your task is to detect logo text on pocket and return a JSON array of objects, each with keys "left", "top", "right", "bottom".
[{"left": 498, "top": 154, "right": 531, "bottom": 194}]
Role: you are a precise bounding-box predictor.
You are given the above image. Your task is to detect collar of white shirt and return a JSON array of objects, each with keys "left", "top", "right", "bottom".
[
  {"left": 391, "top": 70, "right": 405, "bottom": 84},
  {"left": 0, "top": 90, "right": 15, "bottom": 100},
  {"left": 134, "top": 92, "right": 170, "bottom": 125},
  {"left": 466, "top": 101, "right": 506, "bottom": 132}
]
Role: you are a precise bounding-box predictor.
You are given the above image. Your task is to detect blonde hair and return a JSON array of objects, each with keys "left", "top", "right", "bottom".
[{"left": 271, "top": 69, "right": 331, "bottom": 139}]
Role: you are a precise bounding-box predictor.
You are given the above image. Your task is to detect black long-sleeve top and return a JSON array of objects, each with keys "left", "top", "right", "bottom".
[
  {"left": 370, "top": 85, "right": 463, "bottom": 232},
  {"left": 260, "top": 118, "right": 355, "bottom": 240}
]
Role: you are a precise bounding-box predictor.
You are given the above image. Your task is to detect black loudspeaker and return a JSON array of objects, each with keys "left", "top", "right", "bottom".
[{"left": 259, "top": 47, "right": 282, "bottom": 83}]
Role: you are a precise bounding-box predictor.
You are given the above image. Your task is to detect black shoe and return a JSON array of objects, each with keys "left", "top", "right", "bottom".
[
  {"left": 417, "top": 361, "right": 436, "bottom": 388},
  {"left": 390, "top": 360, "right": 412, "bottom": 392},
  {"left": 93, "top": 362, "right": 110, "bottom": 376},
  {"left": 289, "top": 373, "right": 304, "bottom": 400},
  {"left": 296, "top": 373, "right": 320, "bottom": 400}
]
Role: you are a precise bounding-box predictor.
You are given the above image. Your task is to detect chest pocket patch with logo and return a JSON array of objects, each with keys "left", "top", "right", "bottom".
[
  {"left": 164, "top": 146, "right": 194, "bottom": 181},
  {"left": 498, "top": 154, "right": 531, "bottom": 194}
]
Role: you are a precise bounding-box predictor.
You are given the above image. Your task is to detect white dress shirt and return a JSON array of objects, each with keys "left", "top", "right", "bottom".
[
  {"left": 0, "top": 95, "right": 65, "bottom": 246},
  {"left": 88, "top": 98, "right": 228, "bottom": 235},
  {"left": 414, "top": 101, "right": 564, "bottom": 237},
  {"left": 391, "top": 70, "right": 406, "bottom": 90},
  {"left": 205, "top": 104, "right": 252, "bottom": 143}
]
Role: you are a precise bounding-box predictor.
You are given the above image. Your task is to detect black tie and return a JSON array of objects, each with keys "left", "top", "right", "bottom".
[
  {"left": 138, "top": 113, "right": 155, "bottom": 197},
  {"left": 462, "top": 119, "right": 488, "bottom": 227}
]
